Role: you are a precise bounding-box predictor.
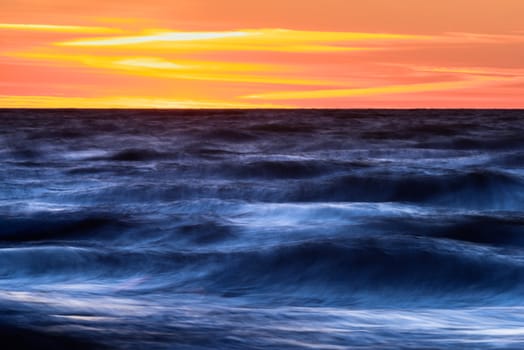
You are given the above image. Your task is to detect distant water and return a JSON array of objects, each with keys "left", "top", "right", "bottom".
[{"left": 1, "top": 109, "right": 524, "bottom": 349}]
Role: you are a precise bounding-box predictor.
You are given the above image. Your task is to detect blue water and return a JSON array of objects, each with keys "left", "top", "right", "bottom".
[{"left": 1, "top": 109, "right": 524, "bottom": 349}]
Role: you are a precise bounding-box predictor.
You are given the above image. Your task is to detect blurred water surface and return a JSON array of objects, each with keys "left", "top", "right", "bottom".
[{"left": 1, "top": 109, "right": 524, "bottom": 349}]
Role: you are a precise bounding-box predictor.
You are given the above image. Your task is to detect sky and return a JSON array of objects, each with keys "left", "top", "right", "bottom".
[{"left": 1, "top": 0, "right": 524, "bottom": 108}]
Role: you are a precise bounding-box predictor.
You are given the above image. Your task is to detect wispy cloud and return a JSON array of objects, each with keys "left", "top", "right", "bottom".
[
  {"left": 443, "top": 32, "right": 524, "bottom": 44},
  {"left": 243, "top": 76, "right": 506, "bottom": 100},
  {"left": 9, "top": 52, "right": 334, "bottom": 86},
  {"left": 56, "top": 28, "right": 425, "bottom": 52},
  {"left": 0, "top": 23, "right": 120, "bottom": 33},
  {"left": 411, "top": 65, "right": 524, "bottom": 78},
  {"left": 54, "top": 28, "right": 524, "bottom": 52},
  {"left": 59, "top": 30, "right": 250, "bottom": 46},
  {"left": 0, "top": 95, "right": 289, "bottom": 108}
]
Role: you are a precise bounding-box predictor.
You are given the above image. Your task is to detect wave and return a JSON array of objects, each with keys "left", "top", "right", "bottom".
[
  {"left": 207, "top": 239, "right": 524, "bottom": 306},
  {"left": 202, "top": 128, "right": 258, "bottom": 142},
  {"left": 248, "top": 122, "right": 317, "bottom": 133},
  {"left": 297, "top": 169, "right": 524, "bottom": 209},
  {"left": 187, "top": 147, "right": 241, "bottom": 160},
  {"left": 493, "top": 151, "right": 524, "bottom": 167},
  {"left": 0, "top": 322, "right": 98, "bottom": 350},
  {"left": 418, "top": 136, "right": 524, "bottom": 151},
  {"left": 83, "top": 148, "right": 170, "bottom": 162},
  {"left": 369, "top": 213, "right": 524, "bottom": 247},
  {"left": 0, "top": 212, "right": 129, "bottom": 243},
  {"left": 0, "top": 245, "right": 213, "bottom": 282},
  {"left": 2, "top": 237, "right": 522, "bottom": 306},
  {"left": 107, "top": 149, "right": 167, "bottom": 162},
  {"left": 221, "top": 160, "right": 341, "bottom": 179},
  {"left": 70, "top": 169, "right": 523, "bottom": 210}
]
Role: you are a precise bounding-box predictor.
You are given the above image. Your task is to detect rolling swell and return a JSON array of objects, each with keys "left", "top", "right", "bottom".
[
  {"left": 208, "top": 239, "right": 524, "bottom": 305},
  {"left": 0, "top": 246, "right": 214, "bottom": 282},
  {"left": 369, "top": 214, "right": 524, "bottom": 247},
  {"left": 3, "top": 239, "right": 519, "bottom": 306},
  {"left": 58, "top": 168, "right": 524, "bottom": 209},
  {"left": 303, "top": 169, "right": 524, "bottom": 207},
  {"left": 0, "top": 212, "right": 130, "bottom": 243}
]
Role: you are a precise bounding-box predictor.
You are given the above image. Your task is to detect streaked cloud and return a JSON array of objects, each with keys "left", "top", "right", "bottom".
[
  {"left": 59, "top": 30, "right": 250, "bottom": 46},
  {"left": 0, "top": 95, "right": 288, "bottom": 109},
  {"left": 243, "top": 76, "right": 507, "bottom": 100},
  {"left": 9, "top": 52, "right": 333, "bottom": 86},
  {"left": 443, "top": 32, "right": 524, "bottom": 44},
  {"left": 411, "top": 66, "right": 524, "bottom": 78},
  {"left": 55, "top": 28, "right": 425, "bottom": 53},
  {"left": 0, "top": 23, "right": 120, "bottom": 33},
  {"left": 60, "top": 28, "right": 423, "bottom": 46},
  {"left": 116, "top": 57, "right": 186, "bottom": 70},
  {"left": 55, "top": 29, "right": 524, "bottom": 52}
]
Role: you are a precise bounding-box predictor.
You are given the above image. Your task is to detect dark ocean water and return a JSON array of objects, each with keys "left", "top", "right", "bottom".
[{"left": 1, "top": 109, "right": 524, "bottom": 349}]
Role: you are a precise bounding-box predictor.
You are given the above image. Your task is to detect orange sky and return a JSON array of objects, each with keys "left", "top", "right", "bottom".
[{"left": 1, "top": 0, "right": 523, "bottom": 108}]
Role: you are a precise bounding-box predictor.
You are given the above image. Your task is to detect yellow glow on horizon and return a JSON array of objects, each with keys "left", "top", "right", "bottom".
[{"left": 0, "top": 95, "right": 290, "bottom": 109}]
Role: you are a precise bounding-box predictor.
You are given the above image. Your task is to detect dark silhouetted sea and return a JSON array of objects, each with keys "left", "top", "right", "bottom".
[{"left": 1, "top": 109, "right": 524, "bottom": 349}]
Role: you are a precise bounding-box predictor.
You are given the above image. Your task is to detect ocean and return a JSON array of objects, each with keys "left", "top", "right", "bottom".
[{"left": 1, "top": 109, "right": 524, "bottom": 349}]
